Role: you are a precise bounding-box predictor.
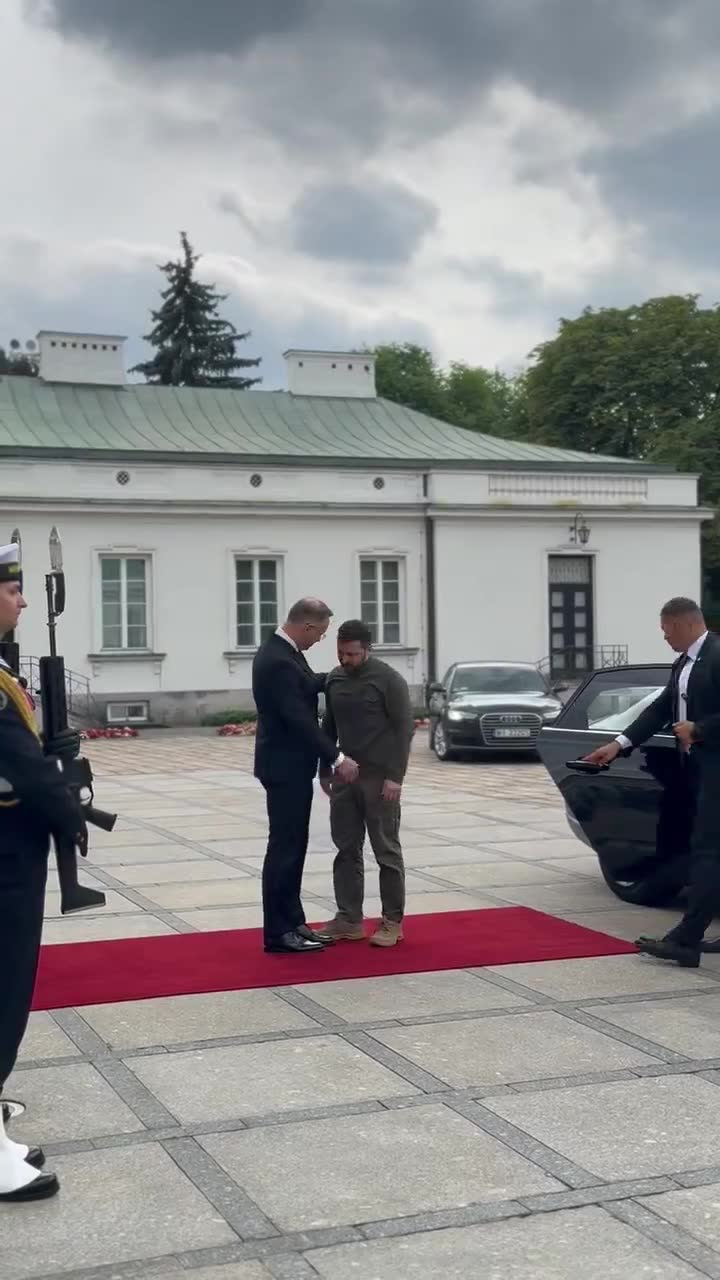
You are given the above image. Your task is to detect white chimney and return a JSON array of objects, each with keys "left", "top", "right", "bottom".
[
  {"left": 37, "top": 331, "right": 127, "bottom": 387},
  {"left": 283, "top": 349, "right": 376, "bottom": 398}
]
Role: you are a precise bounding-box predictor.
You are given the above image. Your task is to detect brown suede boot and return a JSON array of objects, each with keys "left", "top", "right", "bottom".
[
  {"left": 316, "top": 918, "right": 365, "bottom": 942},
  {"left": 369, "top": 918, "right": 403, "bottom": 947}
]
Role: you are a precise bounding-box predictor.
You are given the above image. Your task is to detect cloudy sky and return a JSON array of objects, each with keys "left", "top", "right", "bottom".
[{"left": 2, "top": 0, "right": 720, "bottom": 386}]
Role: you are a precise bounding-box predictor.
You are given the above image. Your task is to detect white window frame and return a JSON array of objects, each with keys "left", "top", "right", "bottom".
[
  {"left": 357, "top": 554, "right": 406, "bottom": 647},
  {"left": 96, "top": 551, "right": 153, "bottom": 653},
  {"left": 231, "top": 551, "right": 284, "bottom": 651}
]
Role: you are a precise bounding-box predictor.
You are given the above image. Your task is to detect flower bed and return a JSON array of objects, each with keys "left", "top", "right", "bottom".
[
  {"left": 216, "top": 718, "right": 429, "bottom": 737},
  {"left": 80, "top": 727, "right": 139, "bottom": 740}
]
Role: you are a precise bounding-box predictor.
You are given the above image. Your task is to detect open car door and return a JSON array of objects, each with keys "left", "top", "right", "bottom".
[{"left": 537, "top": 664, "right": 692, "bottom": 906}]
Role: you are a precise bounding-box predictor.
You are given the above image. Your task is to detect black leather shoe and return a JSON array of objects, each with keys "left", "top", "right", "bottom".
[
  {"left": 264, "top": 930, "right": 325, "bottom": 954},
  {"left": 635, "top": 935, "right": 700, "bottom": 968},
  {"left": 297, "top": 925, "right": 335, "bottom": 945},
  {"left": 0, "top": 1171, "right": 59, "bottom": 1203},
  {"left": 700, "top": 938, "right": 720, "bottom": 953}
]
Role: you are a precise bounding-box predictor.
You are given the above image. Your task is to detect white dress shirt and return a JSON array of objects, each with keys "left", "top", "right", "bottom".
[
  {"left": 616, "top": 631, "right": 708, "bottom": 751},
  {"left": 275, "top": 626, "right": 298, "bottom": 652}
]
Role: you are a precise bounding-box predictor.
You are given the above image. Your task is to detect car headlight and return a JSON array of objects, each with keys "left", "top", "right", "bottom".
[
  {"left": 542, "top": 709, "right": 560, "bottom": 722},
  {"left": 447, "top": 709, "right": 473, "bottom": 721}
]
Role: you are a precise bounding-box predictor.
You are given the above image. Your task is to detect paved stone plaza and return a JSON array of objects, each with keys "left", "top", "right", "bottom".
[{"left": 6, "top": 735, "right": 720, "bottom": 1278}]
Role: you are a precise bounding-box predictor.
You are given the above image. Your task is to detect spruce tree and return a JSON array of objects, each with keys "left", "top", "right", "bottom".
[{"left": 131, "top": 232, "right": 261, "bottom": 388}]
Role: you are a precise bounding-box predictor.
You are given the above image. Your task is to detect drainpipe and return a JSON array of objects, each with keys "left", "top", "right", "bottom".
[{"left": 423, "top": 473, "right": 437, "bottom": 686}]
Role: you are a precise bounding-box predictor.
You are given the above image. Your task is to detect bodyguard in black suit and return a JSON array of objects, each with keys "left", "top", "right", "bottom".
[
  {"left": 586, "top": 597, "right": 720, "bottom": 967},
  {"left": 252, "top": 598, "right": 358, "bottom": 954}
]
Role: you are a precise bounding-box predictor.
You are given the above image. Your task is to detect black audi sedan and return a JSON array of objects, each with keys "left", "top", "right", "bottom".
[
  {"left": 427, "top": 662, "right": 566, "bottom": 760},
  {"left": 536, "top": 662, "right": 689, "bottom": 907}
]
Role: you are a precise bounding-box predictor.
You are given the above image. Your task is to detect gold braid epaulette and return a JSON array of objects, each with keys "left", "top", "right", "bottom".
[{"left": 0, "top": 668, "right": 41, "bottom": 809}]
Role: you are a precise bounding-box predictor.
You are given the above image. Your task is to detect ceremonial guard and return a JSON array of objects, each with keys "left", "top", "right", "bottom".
[{"left": 0, "top": 542, "right": 87, "bottom": 1201}]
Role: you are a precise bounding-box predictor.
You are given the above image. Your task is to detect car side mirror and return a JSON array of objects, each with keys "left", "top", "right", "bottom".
[
  {"left": 552, "top": 681, "right": 570, "bottom": 694},
  {"left": 426, "top": 682, "right": 445, "bottom": 708}
]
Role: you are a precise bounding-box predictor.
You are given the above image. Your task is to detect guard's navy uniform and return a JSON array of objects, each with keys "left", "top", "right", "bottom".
[{"left": 0, "top": 543, "right": 85, "bottom": 1201}]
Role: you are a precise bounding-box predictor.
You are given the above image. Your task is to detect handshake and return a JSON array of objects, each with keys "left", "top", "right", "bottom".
[{"left": 320, "top": 753, "right": 359, "bottom": 795}]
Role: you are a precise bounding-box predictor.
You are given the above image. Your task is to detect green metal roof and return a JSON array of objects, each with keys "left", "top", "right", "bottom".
[{"left": 0, "top": 376, "right": 652, "bottom": 471}]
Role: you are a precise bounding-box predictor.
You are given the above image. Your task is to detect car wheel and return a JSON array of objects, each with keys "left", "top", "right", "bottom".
[
  {"left": 432, "top": 722, "right": 455, "bottom": 761},
  {"left": 598, "top": 855, "right": 686, "bottom": 907}
]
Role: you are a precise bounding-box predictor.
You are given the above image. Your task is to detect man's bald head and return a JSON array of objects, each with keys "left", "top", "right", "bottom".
[{"left": 283, "top": 598, "right": 333, "bottom": 651}]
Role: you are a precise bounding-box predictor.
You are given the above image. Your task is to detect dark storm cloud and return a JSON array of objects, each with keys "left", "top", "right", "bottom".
[
  {"left": 32, "top": 0, "right": 720, "bottom": 123},
  {"left": 289, "top": 180, "right": 438, "bottom": 266},
  {"left": 28, "top": 0, "right": 314, "bottom": 59},
  {"left": 585, "top": 111, "right": 720, "bottom": 267}
]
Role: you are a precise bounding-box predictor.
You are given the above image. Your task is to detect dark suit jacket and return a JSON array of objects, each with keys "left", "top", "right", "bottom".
[
  {"left": 625, "top": 633, "right": 720, "bottom": 753},
  {"left": 252, "top": 633, "right": 338, "bottom": 784}
]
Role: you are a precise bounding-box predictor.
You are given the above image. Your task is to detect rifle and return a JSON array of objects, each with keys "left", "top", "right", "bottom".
[{"left": 40, "top": 527, "right": 115, "bottom": 914}]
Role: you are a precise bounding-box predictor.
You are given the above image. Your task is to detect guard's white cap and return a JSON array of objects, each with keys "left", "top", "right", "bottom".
[{"left": 0, "top": 544, "right": 20, "bottom": 583}]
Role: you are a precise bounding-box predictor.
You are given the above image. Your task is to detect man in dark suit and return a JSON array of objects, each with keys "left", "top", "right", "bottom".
[
  {"left": 585, "top": 597, "right": 720, "bottom": 967},
  {"left": 253, "top": 598, "right": 358, "bottom": 954}
]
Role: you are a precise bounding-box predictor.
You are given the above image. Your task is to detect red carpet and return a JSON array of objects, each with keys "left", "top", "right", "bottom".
[{"left": 32, "top": 908, "right": 635, "bottom": 1011}]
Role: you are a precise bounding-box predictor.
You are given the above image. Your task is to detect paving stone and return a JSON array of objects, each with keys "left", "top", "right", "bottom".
[
  {"left": 306, "top": 1205, "right": 704, "bottom": 1279},
  {"left": 174, "top": 904, "right": 266, "bottom": 930},
  {"left": 67, "top": 842, "right": 199, "bottom": 865},
  {"left": 538, "top": 856, "right": 604, "bottom": 878},
  {"left": 128, "top": 1035, "right": 417, "bottom": 1123},
  {"left": 6, "top": 1063, "right": 145, "bottom": 1142},
  {"left": 479, "top": 838, "right": 592, "bottom": 861},
  {"left": 403, "top": 809, "right": 520, "bottom": 831},
  {"left": 427, "top": 861, "right": 578, "bottom": 888},
  {"left": 485, "top": 955, "right": 715, "bottom": 1001},
  {"left": 484, "top": 881, "right": 623, "bottom": 911},
  {"left": 560, "top": 908, "right": 687, "bottom": 942},
  {"left": 370, "top": 1010, "right": 657, "bottom": 1088},
  {"left": 91, "top": 829, "right": 177, "bottom": 848},
  {"left": 402, "top": 844, "right": 512, "bottom": 866},
  {"left": 199, "top": 1104, "right": 561, "bottom": 1231},
  {"left": 590, "top": 993, "right": 720, "bottom": 1058},
  {"left": 0, "top": 1145, "right": 237, "bottom": 1279},
  {"left": 141, "top": 879, "right": 265, "bottom": 909},
  {"left": 486, "top": 1075, "right": 720, "bottom": 1180},
  {"left": 427, "top": 823, "right": 547, "bottom": 844},
  {"left": 161, "top": 1268, "right": 273, "bottom": 1280},
  {"left": 109, "top": 859, "right": 252, "bottom": 885},
  {"left": 41, "top": 912, "right": 178, "bottom": 945},
  {"left": 81, "top": 989, "right": 317, "bottom": 1050},
  {"left": 638, "top": 1183, "right": 720, "bottom": 1251},
  {"left": 15, "top": 1012, "right": 80, "bottom": 1062},
  {"left": 293, "top": 970, "right": 531, "bottom": 1022}
]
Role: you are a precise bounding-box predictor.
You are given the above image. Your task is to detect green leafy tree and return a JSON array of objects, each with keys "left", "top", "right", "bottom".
[
  {"left": 522, "top": 294, "right": 720, "bottom": 612},
  {"left": 131, "top": 232, "right": 261, "bottom": 388},
  {"left": 0, "top": 339, "right": 39, "bottom": 377},
  {"left": 523, "top": 295, "right": 720, "bottom": 458},
  {"left": 373, "top": 343, "right": 449, "bottom": 419},
  {"left": 374, "top": 342, "right": 522, "bottom": 437}
]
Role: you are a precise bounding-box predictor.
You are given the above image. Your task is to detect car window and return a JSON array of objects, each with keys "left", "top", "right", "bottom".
[
  {"left": 587, "top": 685, "right": 665, "bottom": 731},
  {"left": 450, "top": 666, "right": 548, "bottom": 695}
]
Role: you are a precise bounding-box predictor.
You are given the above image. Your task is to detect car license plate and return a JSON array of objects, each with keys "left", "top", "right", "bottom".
[{"left": 494, "top": 727, "right": 532, "bottom": 739}]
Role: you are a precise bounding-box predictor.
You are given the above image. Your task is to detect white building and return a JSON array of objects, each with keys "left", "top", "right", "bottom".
[{"left": 0, "top": 332, "right": 709, "bottom": 724}]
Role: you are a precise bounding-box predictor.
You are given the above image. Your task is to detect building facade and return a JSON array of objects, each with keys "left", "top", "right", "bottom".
[{"left": 0, "top": 336, "right": 709, "bottom": 724}]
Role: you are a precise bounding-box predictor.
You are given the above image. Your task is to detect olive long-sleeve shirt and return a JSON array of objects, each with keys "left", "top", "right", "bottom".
[{"left": 320, "top": 657, "right": 415, "bottom": 783}]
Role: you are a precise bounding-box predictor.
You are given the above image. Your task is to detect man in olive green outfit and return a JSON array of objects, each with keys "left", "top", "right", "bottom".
[{"left": 318, "top": 620, "right": 415, "bottom": 947}]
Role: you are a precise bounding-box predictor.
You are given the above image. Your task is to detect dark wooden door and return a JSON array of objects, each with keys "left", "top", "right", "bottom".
[{"left": 548, "top": 556, "right": 594, "bottom": 677}]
